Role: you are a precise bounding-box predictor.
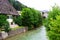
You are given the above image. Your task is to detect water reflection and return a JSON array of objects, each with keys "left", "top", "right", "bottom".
[{"left": 6, "top": 26, "right": 48, "bottom": 40}]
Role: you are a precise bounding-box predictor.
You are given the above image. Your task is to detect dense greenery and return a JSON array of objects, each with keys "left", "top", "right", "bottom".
[
  {"left": 14, "top": 8, "right": 42, "bottom": 30},
  {"left": 0, "top": 14, "right": 10, "bottom": 32},
  {"left": 13, "top": 16, "right": 22, "bottom": 26},
  {"left": 8, "top": 0, "right": 27, "bottom": 11},
  {"left": 45, "top": 6, "right": 60, "bottom": 40},
  {"left": 30, "top": 8, "right": 42, "bottom": 28},
  {"left": 9, "top": 0, "right": 42, "bottom": 30},
  {"left": 0, "top": 15, "right": 7, "bottom": 28}
]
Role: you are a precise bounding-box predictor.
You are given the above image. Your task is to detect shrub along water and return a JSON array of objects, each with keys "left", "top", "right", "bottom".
[
  {"left": 45, "top": 6, "right": 60, "bottom": 40},
  {"left": 14, "top": 8, "right": 42, "bottom": 30}
]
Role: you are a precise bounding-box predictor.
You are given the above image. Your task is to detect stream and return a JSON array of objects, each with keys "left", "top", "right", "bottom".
[{"left": 6, "top": 26, "right": 48, "bottom": 40}]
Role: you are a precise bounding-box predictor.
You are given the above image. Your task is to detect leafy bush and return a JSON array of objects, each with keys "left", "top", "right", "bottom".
[
  {"left": 0, "top": 14, "right": 10, "bottom": 32},
  {"left": 30, "top": 8, "right": 42, "bottom": 28},
  {"left": 14, "top": 8, "right": 42, "bottom": 30},
  {"left": 4, "top": 21, "right": 11, "bottom": 32},
  {"left": 13, "top": 16, "right": 22, "bottom": 26},
  {"left": 45, "top": 6, "right": 60, "bottom": 40},
  {"left": 21, "top": 8, "right": 42, "bottom": 30},
  {"left": 0, "top": 15, "right": 7, "bottom": 28}
]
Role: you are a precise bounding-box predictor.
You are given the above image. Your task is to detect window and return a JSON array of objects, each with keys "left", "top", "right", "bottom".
[
  {"left": 7, "top": 15, "right": 12, "bottom": 19},
  {"left": 11, "top": 22, "right": 13, "bottom": 25}
]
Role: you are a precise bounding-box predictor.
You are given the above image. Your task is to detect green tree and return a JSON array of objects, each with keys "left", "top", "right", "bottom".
[
  {"left": 14, "top": 8, "right": 42, "bottom": 30},
  {"left": 0, "top": 14, "right": 10, "bottom": 32},
  {"left": 21, "top": 8, "right": 33, "bottom": 29},
  {"left": 21, "top": 8, "right": 42, "bottom": 30},
  {"left": 45, "top": 6, "right": 60, "bottom": 40},
  {"left": 30, "top": 8, "right": 42, "bottom": 28},
  {"left": 0, "top": 15, "right": 7, "bottom": 28}
]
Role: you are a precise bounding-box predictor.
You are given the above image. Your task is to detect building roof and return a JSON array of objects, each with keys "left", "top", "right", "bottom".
[
  {"left": 41, "top": 10, "right": 48, "bottom": 13},
  {"left": 0, "top": 0, "right": 19, "bottom": 15}
]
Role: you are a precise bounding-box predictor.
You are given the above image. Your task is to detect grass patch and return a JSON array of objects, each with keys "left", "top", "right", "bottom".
[{"left": 11, "top": 26, "right": 24, "bottom": 31}]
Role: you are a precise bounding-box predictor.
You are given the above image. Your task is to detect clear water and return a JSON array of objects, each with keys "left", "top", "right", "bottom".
[{"left": 6, "top": 26, "right": 48, "bottom": 40}]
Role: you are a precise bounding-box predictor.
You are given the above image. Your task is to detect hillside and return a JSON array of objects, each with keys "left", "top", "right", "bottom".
[{"left": 8, "top": 0, "right": 27, "bottom": 11}]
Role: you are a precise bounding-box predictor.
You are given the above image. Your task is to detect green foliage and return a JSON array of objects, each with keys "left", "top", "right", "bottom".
[
  {"left": 0, "top": 14, "right": 10, "bottom": 32},
  {"left": 21, "top": 8, "right": 32, "bottom": 26},
  {"left": 21, "top": 8, "right": 33, "bottom": 30},
  {"left": 21, "top": 8, "right": 42, "bottom": 30},
  {"left": 0, "top": 15, "right": 7, "bottom": 28},
  {"left": 4, "top": 21, "right": 10, "bottom": 32},
  {"left": 11, "top": 26, "right": 24, "bottom": 31},
  {"left": 13, "top": 8, "right": 42, "bottom": 30},
  {"left": 45, "top": 6, "right": 60, "bottom": 40},
  {"left": 13, "top": 16, "right": 22, "bottom": 26},
  {"left": 30, "top": 8, "right": 42, "bottom": 28}
]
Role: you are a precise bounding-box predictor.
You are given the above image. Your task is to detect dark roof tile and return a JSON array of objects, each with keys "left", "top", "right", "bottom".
[{"left": 0, "top": 0, "right": 19, "bottom": 15}]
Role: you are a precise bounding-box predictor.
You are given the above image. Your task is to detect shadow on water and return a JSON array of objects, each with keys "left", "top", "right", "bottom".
[{"left": 6, "top": 26, "right": 48, "bottom": 40}]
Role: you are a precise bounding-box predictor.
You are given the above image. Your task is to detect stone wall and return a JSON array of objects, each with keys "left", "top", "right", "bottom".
[
  {"left": 8, "top": 27, "right": 28, "bottom": 37},
  {"left": 0, "top": 27, "right": 28, "bottom": 40},
  {"left": 0, "top": 33, "right": 2, "bottom": 40}
]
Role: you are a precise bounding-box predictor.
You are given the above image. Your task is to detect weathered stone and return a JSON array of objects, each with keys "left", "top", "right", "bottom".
[{"left": 1, "top": 31, "right": 8, "bottom": 39}]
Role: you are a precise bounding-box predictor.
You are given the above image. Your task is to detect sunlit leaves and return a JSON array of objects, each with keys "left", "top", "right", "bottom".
[{"left": 45, "top": 6, "right": 60, "bottom": 40}]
